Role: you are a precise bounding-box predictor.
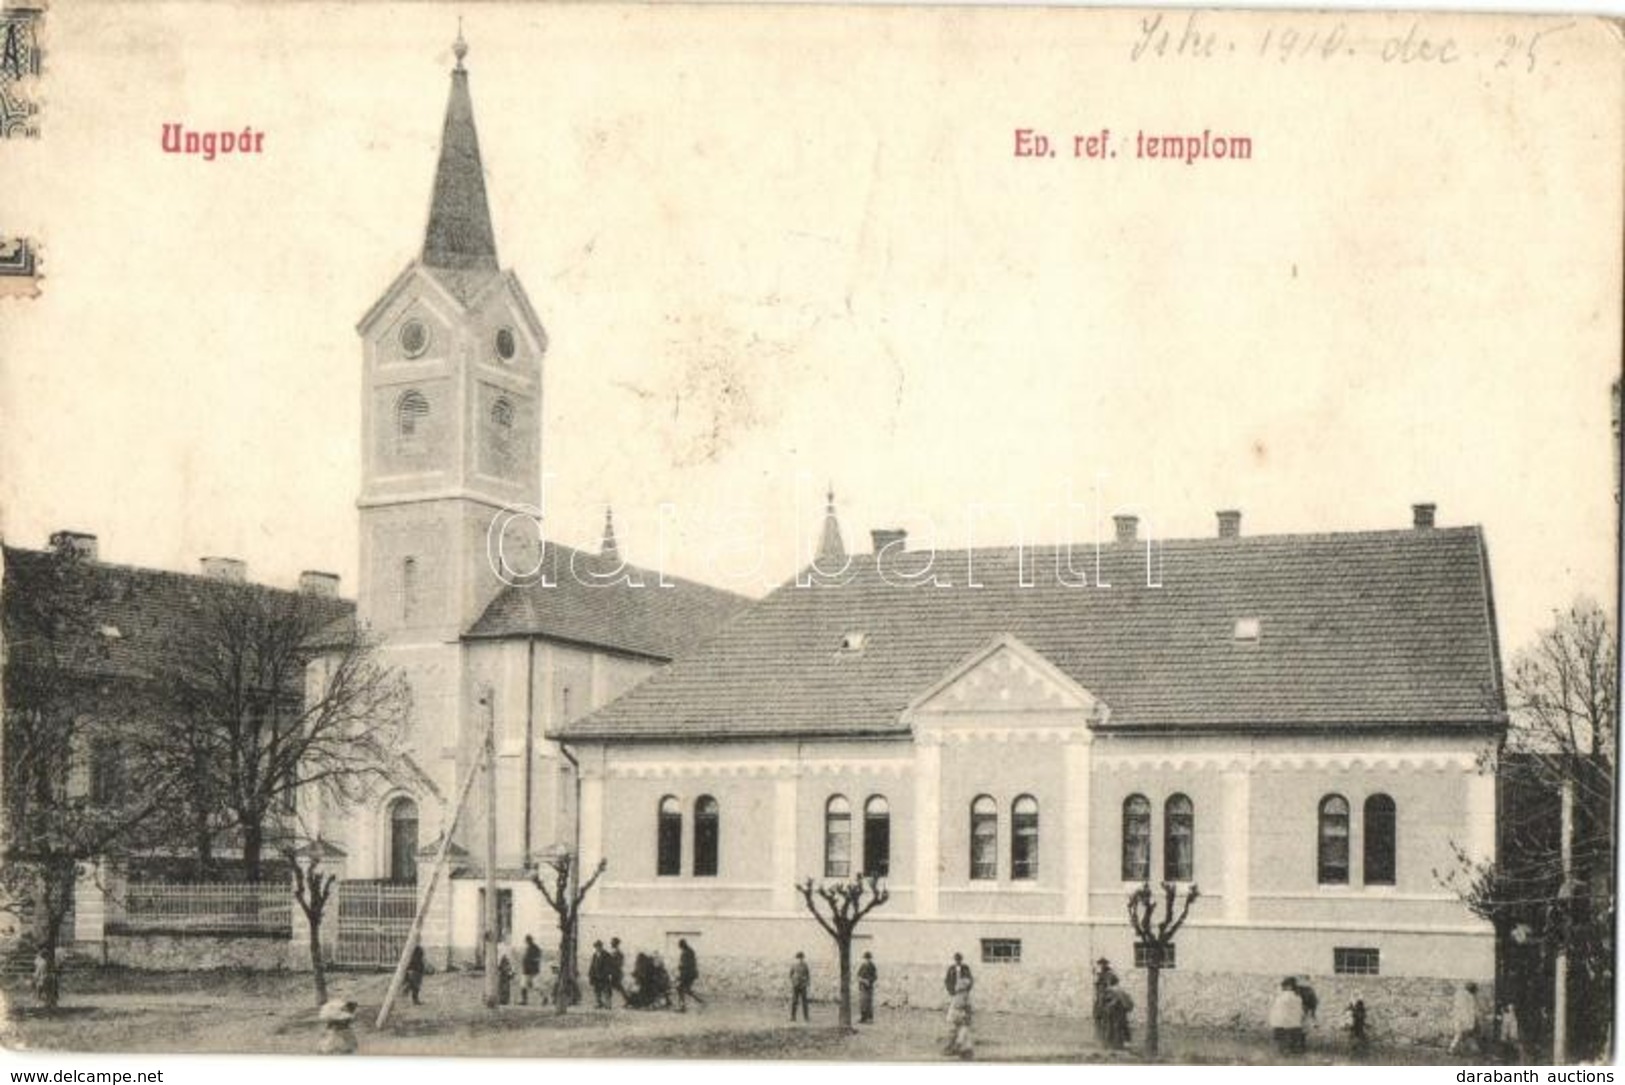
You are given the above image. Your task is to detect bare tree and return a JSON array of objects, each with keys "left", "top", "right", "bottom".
[
  {"left": 159, "top": 590, "right": 409, "bottom": 880},
  {"left": 795, "top": 873, "right": 890, "bottom": 1031},
  {"left": 529, "top": 851, "right": 607, "bottom": 1013},
  {"left": 288, "top": 839, "right": 340, "bottom": 1007},
  {"left": 1127, "top": 880, "right": 1200, "bottom": 1056},
  {"left": 1, "top": 544, "right": 177, "bottom": 1007},
  {"left": 1441, "top": 598, "right": 1615, "bottom": 1060}
]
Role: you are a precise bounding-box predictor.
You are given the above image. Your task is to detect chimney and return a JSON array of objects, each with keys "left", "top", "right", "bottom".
[
  {"left": 870, "top": 528, "right": 907, "bottom": 554},
  {"left": 1216, "top": 510, "right": 1242, "bottom": 539},
  {"left": 200, "top": 556, "right": 247, "bottom": 582},
  {"left": 1412, "top": 503, "right": 1436, "bottom": 530},
  {"left": 1113, "top": 514, "right": 1139, "bottom": 544},
  {"left": 48, "top": 530, "right": 98, "bottom": 561},
  {"left": 298, "top": 571, "right": 341, "bottom": 598}
]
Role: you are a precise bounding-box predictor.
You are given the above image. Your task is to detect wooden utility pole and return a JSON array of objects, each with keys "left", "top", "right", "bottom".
[
  {"left": 1554, "top": 776, "right": 1574, "bottom": 1063},
  {"left": 375, "top": 741, "right": 488, "bottom": 1029},
  {"left": 482, "top": 693, "right": 499, "bottom": 1010}
]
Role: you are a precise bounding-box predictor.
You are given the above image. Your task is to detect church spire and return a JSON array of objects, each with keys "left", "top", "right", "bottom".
[
  {"left": 600, "top": 506, "right": 621, "bottom": 564},
  {"left": 815, "top": 486, "right": 847, "bottom": 565},
  {"left": 422, "top": 26, "right": 499, "bottom": 271}
]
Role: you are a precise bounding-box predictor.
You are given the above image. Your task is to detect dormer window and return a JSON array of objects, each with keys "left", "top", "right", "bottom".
[
  {"left": 838, "top": 632, "right": 869, "bottom": 654},
  {"left": 1233, "top": 617, "right": 1261, "bottom": 642}
]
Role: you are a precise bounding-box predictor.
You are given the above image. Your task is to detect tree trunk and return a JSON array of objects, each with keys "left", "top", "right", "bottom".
[
  {"left": 553, "top": 909, "right": 574, "bottom": 1016},
  {"left": 1145, "top": 962, "right": 1161, "bottom": 1056},
  {"left": 242, "top": 819, "right": 264, "bottom": 883},
  {"left": 307, "top": 908, "right": 328, "bottom": 1007},
  {"left": 837, "top": 935, "right": 853, "bottom": 1031}
]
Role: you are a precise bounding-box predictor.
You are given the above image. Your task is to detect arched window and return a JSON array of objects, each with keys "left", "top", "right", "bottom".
[
  {"left": 1164, "top": 794, "right": 1194, "bottom": 882},
  {"left": 824, "top": 795, "right": 853, "bottom": 878},
  {"left": 1318, "top": 795, "right": 1351, "bottom": 885},
  {"left": 1363, "top": 793, "right": 1397, "bottom": 886},
  {"left": 693, "top": 795, "right": 719, "bottom": 877},
  {"left": 657, "top": 796, "right": 682, "bottom": 876},
  {"left": 388, "top": 797, "right": 419, "bottom": 883},
  {"left": 863, "top": 796, "right": 891, "bottom": 878},
  {"left": 1122, "top": 795, "right": 1151, "bottom": 882},
  {"left": 396, "top": 390, "right": 429, "bottom": 440},
  {"left": 970, "top": 795, "right": 998, "bottom": 880},
  {"left": 1010, "top": 795, "right": 1040, "bottom": 880}
]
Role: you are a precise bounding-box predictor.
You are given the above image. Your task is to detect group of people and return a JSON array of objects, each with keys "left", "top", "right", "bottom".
[
  {"left": 586, "top": 936, "right": 702, "bottom": 1011},
  {"left": 788, "top": 948, "right": 977, "bottom": 1059},
  {"left": 1268, "top": 976, "right": 1324, "bottom": 1054}
]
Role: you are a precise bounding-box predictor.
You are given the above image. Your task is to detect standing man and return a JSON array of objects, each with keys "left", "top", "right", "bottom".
[
  {"left": 520, "top": 935, "right": 543, "bottom": 1006},
  {"left": 404, "top": 942, "right": 427, "bottom": 1006},
  {"left": 588, "top": 940, "right": 610, "bottom": 1009},
  {"left": 789, "top": 951, "right": 812, "bottom": 1022},
  {"left": 944, "top": 952, "right": 974, "bottom": 997},
  {"left": 607, "top": 937, "right": 630, "bottom": 1007},
  {"left": 857, "top": 951, "right": 878, "bottom": 1024},
  {"left": 676, "top": 939, "right": 703, "bottom": 1012},
  {"left": 1091, "top": 958, "right": 1116, "bottom": 1045}
]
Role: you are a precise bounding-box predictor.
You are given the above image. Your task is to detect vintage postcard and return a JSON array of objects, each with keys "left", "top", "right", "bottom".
[{"left": 0, "top": 1, "right": 1619, "bottom": 1072}]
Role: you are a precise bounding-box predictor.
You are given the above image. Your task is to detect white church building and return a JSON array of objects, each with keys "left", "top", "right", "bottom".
[{"left": 311, "top": 37, "right": 1505, "bottom": 1035}]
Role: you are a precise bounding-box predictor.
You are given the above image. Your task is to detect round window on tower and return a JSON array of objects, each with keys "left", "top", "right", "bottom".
[
  {"left": 494, "top": 327, "right": 517, "bottom": 362},
  {"left": 399, "top": 319, "right": 429, "bottom": 358}
]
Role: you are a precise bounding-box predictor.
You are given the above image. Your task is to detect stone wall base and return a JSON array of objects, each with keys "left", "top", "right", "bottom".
[{"left": 104, "top": 931, "right": 292, "bottom": 972}]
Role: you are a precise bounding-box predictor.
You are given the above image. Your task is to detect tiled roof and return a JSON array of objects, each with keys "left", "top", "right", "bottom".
[
  {"left": 557, "top": 527, "right": 1505, "bottom": 741},
  {"left": 2, "top": 545, "right": 355, "bottom": 685},
  {"left": 465, "top": 542, "right": 756, "bottom": 661}
]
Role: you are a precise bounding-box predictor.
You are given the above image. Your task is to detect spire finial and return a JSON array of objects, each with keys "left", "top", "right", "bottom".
[
  {"left": 600, "top": 505, "right": 621, "bottom": 563},
  {"left": 453, "top": 18, "right": 468, "bottom": 70},
  {"left": 815, "top": 484, "right": 847, "bottom": 566}
]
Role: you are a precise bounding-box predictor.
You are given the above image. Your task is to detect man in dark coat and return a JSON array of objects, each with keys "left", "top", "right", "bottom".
[
  {"left": 857, "top": 951, "right": 878, "bottom": 1024},
  {"left": 404, "top": 943, "right": 426, "bottom": 1006},
  {"left": 1091, "top": 958, "right": 1116, "bottom": 1045},
  {"left": 588, "top": 940, "right": 610, "bottom": 1008},
  {"left": 520, "top": 935, "right": 543, "bottom": 1005},
  {"left": 789, "top": 951, "right": 812, "bottom": 1022},
  {"left": 607, "top": 937, "right": 629, "bottom": 1007},
  {"left": 944, "top": 952, "right": 974, "bottom": 996},
  {"left": 676, "top": 939, "right": 703, "bottom": 1011}
]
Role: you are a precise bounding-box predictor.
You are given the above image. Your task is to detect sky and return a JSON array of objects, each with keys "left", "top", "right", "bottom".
[{"left": 1, "top": 2, "right": 1620, "bottom": 656}]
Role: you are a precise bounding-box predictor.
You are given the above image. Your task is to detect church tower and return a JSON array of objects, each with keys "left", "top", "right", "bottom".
[{"left": 355, "top": 32, "right": 546, "bottom": 647}]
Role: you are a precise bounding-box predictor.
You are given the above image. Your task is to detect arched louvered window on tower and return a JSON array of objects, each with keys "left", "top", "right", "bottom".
[{"left": 396, "top": 390, "right": 429, "bottom": 441}]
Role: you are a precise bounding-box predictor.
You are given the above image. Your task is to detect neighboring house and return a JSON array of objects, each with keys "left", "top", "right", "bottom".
[{"left": 554, "top": 507, "right": 1508, "bottom": 1023}]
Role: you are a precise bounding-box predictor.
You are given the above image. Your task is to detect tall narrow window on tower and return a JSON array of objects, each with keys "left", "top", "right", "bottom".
[{"left": 402, "top": 556, "right": 419, "bottom": 621}]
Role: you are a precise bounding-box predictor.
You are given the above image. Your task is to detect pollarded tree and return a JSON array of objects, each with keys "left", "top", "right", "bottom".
[
  {"left": 1127, "top": 880, "right": 1200, "bottom": 1056},
  {"left": 796, "top": 873, "right": 890, "bottom": 1030},
  {"left": 530, "top": 850, "right": 607, "bottom": 1013}
]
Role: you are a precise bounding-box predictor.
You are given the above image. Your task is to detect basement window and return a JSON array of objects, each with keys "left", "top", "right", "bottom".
[
  {"left": 1233, "top": 617, "right": 1261, "bottom": 642},
  {"left": 980, "top": 938, "right": 1022, "bottom": 964},
  {"left": 1134, "top": 942, "right": 1176, "bottom": 969},
  {"left": 1334, "top": 947, "right": 1380, "bottom": 975}
]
